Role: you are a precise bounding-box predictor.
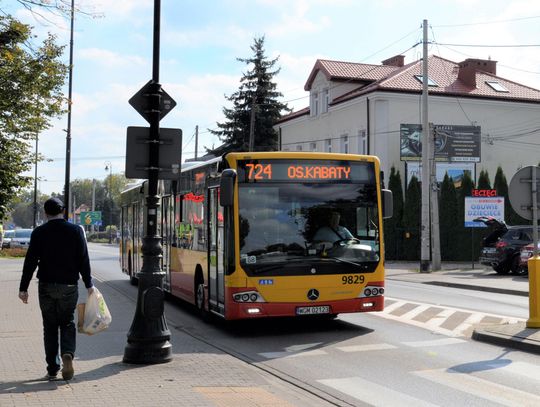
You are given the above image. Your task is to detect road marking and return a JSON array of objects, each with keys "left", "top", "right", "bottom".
[
  {"left": 414, "top": 367, "right": 540, "bottom": 406},
  {"left": 336, "top": 343, "right": 397, "bottom": 352},
  {"left": 424, "top": 308, "right": 455, "bottom": 329},
  {"left": 377, "top": 297, "right": 526, "bottom": 337},
  {"left": 318, "top": 377, "right": 439, "bottom": 407},
  {"left": 258, "top": 349, "right": 327, "bottom": 359},
  {"left": 490, "top": 361, "right": 540, "bottom": 382},
  {"left": 402, "top": 338, "right": 466, "bottom": 348}
]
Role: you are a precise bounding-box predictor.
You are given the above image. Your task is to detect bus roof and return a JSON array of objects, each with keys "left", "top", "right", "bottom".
[{"left": 181, "top": 156, "right": 222, "bottom": 173}]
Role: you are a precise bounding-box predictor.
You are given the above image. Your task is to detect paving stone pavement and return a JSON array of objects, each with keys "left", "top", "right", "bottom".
[{"left": 0, "top": 258, "right": 331, "bottom": 407}]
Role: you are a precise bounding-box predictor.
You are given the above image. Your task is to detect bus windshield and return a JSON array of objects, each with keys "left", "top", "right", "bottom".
[{"left": 238, "top": 180, "right": 380, "bottom": 276}]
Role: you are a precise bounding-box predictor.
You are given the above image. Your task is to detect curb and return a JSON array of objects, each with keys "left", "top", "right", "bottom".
[
  {"left": 472, "top": 325, "right": 540, "bottom": 356},
  {"left": 423, "top": 281, "right": 528, "bottom": 297}
]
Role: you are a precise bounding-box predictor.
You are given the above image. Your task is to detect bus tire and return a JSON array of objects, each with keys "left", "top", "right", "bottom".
[{"left": 195, "top": 282, "right": 210, "bottom": 322}]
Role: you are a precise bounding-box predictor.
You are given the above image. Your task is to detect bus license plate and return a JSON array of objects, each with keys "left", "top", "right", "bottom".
[{"left": 296, "top": 305, "right": 330, "bottom": 315}]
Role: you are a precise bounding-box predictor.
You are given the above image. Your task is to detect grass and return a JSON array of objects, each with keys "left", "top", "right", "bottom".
[{"left": 0, "top": 248, "right": 28, "bottom": 258}]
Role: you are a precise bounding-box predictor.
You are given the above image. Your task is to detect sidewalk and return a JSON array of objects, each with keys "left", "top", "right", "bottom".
[
  {"left": 386, "top": 261, "right": 540, "bottom": 355},
  {"left": 0, "top": 258, "right": 332, "bottom": 407},
  {"left": 2, "top": 258, "right": 540, "bottom": 407}
]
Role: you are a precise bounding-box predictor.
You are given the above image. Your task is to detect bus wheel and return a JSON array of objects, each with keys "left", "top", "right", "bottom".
[{"left": 195, "top": 283, "right": 209, "bottom": 321}]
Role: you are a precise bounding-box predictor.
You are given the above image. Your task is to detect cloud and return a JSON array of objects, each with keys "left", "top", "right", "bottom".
[{"left": 78, "top": 48, "right": 148, "bottom": 67}]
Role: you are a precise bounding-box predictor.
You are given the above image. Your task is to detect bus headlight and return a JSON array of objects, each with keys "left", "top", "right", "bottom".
[
  {"left": 233, "top": 291, "right": 266, "bottom": 303},
  {"left": 359, "top": 285, "right": 384, "bottom": 298}
]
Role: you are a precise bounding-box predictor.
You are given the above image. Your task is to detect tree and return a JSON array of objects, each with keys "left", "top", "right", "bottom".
[
  {"left": 383, "top": 166, "right": 404, "bottom": 260},
  {"left": 0, "top": 1, "right": 102, "bottom": 20},
  {"left": 209, "top": 36, "right": 290, "bottom": 155},
  {"left": 0, "top": 16, "right": 67, "bottom": 220},
  {"left": 456, "top": 171, "right": 475, "bottom": 260},
  {"left": 477, "top": 169, "right": 491, "bottom": 189},
  {"left": 439, "top": 174, "right": 458, "bottom": 260},
  {"left": 402, "top": 176, "right": 421, "bottom": 260}
]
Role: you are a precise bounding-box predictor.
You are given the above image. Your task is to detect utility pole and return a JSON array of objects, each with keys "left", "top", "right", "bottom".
[
  {"left": 63, "top": 0, "right": 74, "bottom": 221},
  {"left": 430, "top": 125, "right": 441, "bottom": 270},
  {"left": 194, "top": 125, "right": 198, "bottom": 159},
  {"left": 420, "top": 19, "right": 431, "bottom": 273}
]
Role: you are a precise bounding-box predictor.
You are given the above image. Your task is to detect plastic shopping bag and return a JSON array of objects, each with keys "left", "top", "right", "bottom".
[{"left": 80, "top": 287, "right": 112, "bottom": 335}]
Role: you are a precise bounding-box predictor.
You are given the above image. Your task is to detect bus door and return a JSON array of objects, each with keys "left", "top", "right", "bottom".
[
  {"left": 161, "top": 195, "right": 173, "bottom": 291},
  {"left": 208, "top": 186, "right": 225, "bottom": 315}
]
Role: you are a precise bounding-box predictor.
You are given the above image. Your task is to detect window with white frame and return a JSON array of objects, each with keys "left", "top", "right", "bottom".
[
  {"left": 321, "top": 88, "right": 329, "bottom": 113},
  {"left": 310, "top": 142, "right": 317, "bottom": 151},
  {"left": 310, "top": 91, "right": 319, "bottom": 117},
  {"left": 326, "top": 138, "right": 332, "bottom": 152},
  {"left": 341, "top": 135, "right": 349, "bottom": 154},
  {"left": 358, "top": 130, "right": 367, "bottom": 154}
]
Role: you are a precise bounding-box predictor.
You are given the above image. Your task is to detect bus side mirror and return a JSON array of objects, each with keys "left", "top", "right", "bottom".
[
  {"left": 382, "top": 189, "right": 393, "bottom": 219},
  {"left": 220, "top": 169, "right": 236, "bottom": 207}
]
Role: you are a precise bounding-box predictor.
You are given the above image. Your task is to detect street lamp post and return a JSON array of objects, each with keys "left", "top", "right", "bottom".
[{"left": 104, "top": 161, "right": 113, "bottom": 244}]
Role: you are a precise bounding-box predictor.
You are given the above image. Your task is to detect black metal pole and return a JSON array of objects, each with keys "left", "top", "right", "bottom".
[
  {"left": 33, "top": 134, "right": 39, "bottom": 228},
  {"left": 105, "top": 162, "right": 113, "bottom": 244},
  {"left": 63, "top": 0, "right": 74, "bottom": 220},
  {"left": 123, "top": 0, "right": 172, "bottom": 364}
]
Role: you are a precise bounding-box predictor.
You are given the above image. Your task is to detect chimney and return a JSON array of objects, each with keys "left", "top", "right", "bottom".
[
  {"left": 382, "top": 55, "right": 405, "bottom": 67},
  {"left": 458, "top": 58, "right": 498, "bottom": 88}
]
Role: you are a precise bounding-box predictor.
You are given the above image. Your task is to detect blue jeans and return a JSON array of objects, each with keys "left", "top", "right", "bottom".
[{"left": 38, "top": 283, "right": 78, "bottom": 375}]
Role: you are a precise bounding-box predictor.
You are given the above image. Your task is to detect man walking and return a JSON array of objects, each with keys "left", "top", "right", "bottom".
[{"left": 18, "top": 197, "right": 94, "bottom": 381}]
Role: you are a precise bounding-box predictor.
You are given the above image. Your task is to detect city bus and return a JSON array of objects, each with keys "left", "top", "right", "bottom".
[{"left": 119, "top": 152, "right": 392, "bottom": 320}]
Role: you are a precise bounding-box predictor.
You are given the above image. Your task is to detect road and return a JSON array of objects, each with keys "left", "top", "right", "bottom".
[{"left": 89, "top": 243, "right": 540, "bottom": 406}]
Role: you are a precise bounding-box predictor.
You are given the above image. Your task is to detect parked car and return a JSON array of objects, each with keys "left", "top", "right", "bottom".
[
  {"left": 10, "top": 229, "right": 33, "bottom": 249},
  {"left": 518, "top": 242, "right": 540, "bottom": 276},
  {"left": 2, "top": 230, "right": 15, "bottom": 249},
  {"left": 476, "top": 217, "right": 539, "bottom": 275}
]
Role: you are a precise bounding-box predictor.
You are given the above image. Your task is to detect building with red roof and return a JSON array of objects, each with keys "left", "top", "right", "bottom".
[{"left": 276, "top": 54, "right": 540, "bottom": 186}]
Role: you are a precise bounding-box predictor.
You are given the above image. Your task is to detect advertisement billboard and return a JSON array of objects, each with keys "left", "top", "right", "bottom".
[
  {"left": 400, "top": 124, "right": 481, "bottom": 162},
  {"left": 406, "top": 162, "right": 475, "bottom": 187}
]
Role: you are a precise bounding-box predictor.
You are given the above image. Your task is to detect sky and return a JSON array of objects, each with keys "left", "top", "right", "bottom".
[{"left": 3, "top": 0, "right": 540, "bottom": 195}]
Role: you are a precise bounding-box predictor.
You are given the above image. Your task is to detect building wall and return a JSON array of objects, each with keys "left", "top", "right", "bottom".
[{"left": 277, "top": 88, "right": 540, "bottom": 186}]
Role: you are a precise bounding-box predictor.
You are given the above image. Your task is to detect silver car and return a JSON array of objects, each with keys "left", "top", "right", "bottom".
[
  {"left": 2, "top": 230, "right": 15, "bottom": 248},
  {"left": 10, "top": 229, "right": 33, "bottom": 249}
]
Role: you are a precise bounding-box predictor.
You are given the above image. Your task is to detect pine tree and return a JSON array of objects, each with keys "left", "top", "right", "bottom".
[
  {"left": 477, "top": 169, "right": 491, "bottom": 189},
  {"left": 402, "top": 176, "right": 421, "bottom": 261},
  {"left": 455, "top": 171, "right": 474, "bottom": 260},
  {"left": 439, "top": 174, "right": 459, "bottom": 260},
  {"left": 383, "top": 167, "right": 404, "bottom": 260},
  {"left": 209, "top": 37, "right": 290, "bottom": 155}
]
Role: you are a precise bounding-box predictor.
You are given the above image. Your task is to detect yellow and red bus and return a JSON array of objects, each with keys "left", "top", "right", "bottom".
[{"left": 120, "top": 152, "right": 392, "bottom": 320}]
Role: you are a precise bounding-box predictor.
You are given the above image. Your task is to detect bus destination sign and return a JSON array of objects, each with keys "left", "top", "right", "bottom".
[{"left": 238, "top": 160, "right": 372, "bottom": 183}]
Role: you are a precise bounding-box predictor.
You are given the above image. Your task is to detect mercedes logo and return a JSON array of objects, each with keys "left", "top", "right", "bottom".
[{"left": 307, "top": 288, "right": 319, "bottom": 301}]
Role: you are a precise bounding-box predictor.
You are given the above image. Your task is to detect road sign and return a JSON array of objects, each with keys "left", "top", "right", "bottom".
[
  {"left": 129, "top": 80, "right": 177, "bottom": 124},
  {"left": 80, "top": 211, "right": 102, "bottom": 226},
  {"left": 125, "top": 127, "right": 182, "bottom": 180},
  {"left": 509, "top": 166, "right": 540, "bottom": 221},
  {"left": 464, "top": 196, "right": 505, "bottom": 227}
]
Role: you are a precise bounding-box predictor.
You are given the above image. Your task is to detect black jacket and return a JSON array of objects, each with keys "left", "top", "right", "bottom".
[{"left": 19, "top": 219, "right": 93, "bottom": 291}]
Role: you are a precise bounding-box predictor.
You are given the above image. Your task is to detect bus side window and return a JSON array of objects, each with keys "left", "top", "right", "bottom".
[{"left": 178, "top": 222, "right": 193, "bottom": 248}]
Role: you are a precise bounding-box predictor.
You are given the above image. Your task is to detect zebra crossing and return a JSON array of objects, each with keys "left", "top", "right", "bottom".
[
  {"left": 378, "top": 297, "right": 525, "bottom": 337},
  {"left": 257, "top": 336, "right": 540, "bottom": 406}
]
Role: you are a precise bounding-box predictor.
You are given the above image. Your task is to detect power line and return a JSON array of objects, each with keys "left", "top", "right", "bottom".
[
  {"left": 433, "top": 15, "right": 540, "bottom": 28},
  {"left": 433, "top": 41, "right": 540, "bottom": 48}
]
